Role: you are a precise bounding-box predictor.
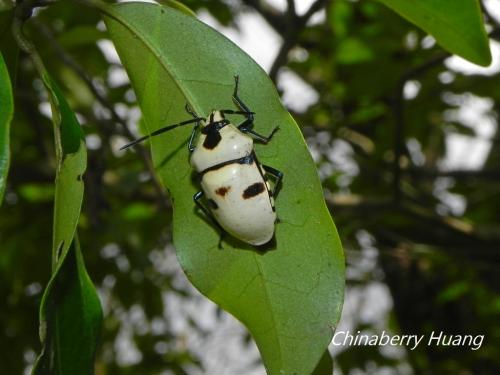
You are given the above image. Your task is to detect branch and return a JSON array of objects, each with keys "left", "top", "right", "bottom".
[
  {"left": 406, "top": 167, "right": 500, "bottom": 180},
  {"left": 240, "top": 0, "right": 287, "bottom": 35},
  {"left": 326, "top": 193, "right": 500, "bottom": 257},
  {"left": 269, "top": 0, "right": 330, "bottom": 82},
  {"left": 326, "top": 193, "right": 471, "bottom": 236},
  {"left": 286, "top": 0, "right": 296, "bottom": 19},
  {"left": 269, "top": 36, "right": 296, "bottom": 83},
  {"left": 301, "top": 0, "right": 328, "bottom": 22}
]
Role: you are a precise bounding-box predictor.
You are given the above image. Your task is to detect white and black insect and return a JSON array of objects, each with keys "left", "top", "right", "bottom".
[{"left": 122, "top": 76, "right": 283, "bottom": 247}]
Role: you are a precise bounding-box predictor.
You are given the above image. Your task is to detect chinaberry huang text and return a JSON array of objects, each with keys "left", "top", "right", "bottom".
[{"left": 332, "top": 330, "right": 484, "bottom": 351}]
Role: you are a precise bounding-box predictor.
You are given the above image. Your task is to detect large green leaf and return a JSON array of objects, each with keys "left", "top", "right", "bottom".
[
  {"left": 32, "top": 76, "right": 102, "bottom": 375},
  {"left": 0, "top": 52, "right": 13, "bottom": 205},
  {"left": 104, "top": 3, "right": 344, "bottom": 374},
  {"left": 378, "top": 0, "right": 491, "bottom": 66}
]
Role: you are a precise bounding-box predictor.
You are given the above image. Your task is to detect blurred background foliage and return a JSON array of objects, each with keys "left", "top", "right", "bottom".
[{"left": 1, "top": 0, "right": 500, "bottom": 374}]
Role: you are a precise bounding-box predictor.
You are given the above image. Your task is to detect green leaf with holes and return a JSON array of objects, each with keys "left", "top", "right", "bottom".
[
  {"left": 0, "top": 52, "right": 13, "bottom": 205},
  {"left": 104, "top": 3, "right": 344, "bottom": 374},
  {"left": 378, "top": 0, "right": 491, "bottom": 66},
  {"left": 32, "top": 75, "right": 102, "bottom": 375}
]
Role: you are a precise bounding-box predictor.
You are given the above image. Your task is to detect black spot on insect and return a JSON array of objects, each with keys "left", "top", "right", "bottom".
[
  {"left": 203, "top": 131, "right": 222, "bottom": 149},
  {"left": 215, "top": 186, "right": 231, "bottom": 197},
  {"left": 243, "top": 182, "right": 265, "bottom": 199},
  {"left": 77, "top": 174, "right": 82, "bottom": 181},
  {"left": 208, "top": 199, "right": 219, "bottom": 209}
]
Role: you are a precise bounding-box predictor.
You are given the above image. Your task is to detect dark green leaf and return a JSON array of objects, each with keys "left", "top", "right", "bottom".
[
  {"left": 32, "top": 76, "right": 102, "bottom": 375},
  {"left": 0, "top": 51, "right": 13, "bottom": 205},
  {"left": 33, "top": 236, "right": 102, "bottom": 375},
  {"left": 378, "top": 0, "right": 491, "bottom": 66},
  {"left": 104, "top": 4, "right": 344, "bottom": 374}
]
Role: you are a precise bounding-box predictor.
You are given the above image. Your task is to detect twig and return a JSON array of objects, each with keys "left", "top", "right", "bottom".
[
  {"left": 286, "top": 0, "right": 295, "bottom": 18},
  {"left": 240, "top": 0, "right": 286, "bottom": 35},
  {"left": 326, "top": 194, "right": 484, "bottom": 245},
  {"left": 391, "top": 86, "right": 404, "bottom": 205},
  {"left": 269, "top": 0, "right": 330, "bottom": 82},
  {"left": 269, "top": 37, "right": 296, "bottom": 83},
  {"left": 406, "top": 167, "right": 500, "bottom": 180},
  {"left": 302, "top": 0, "right": 328, "bottom": 21}
]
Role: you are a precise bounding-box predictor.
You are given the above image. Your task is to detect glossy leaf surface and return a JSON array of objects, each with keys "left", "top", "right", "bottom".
[
  {"left": 378, "top": 0, "right": 491, "bottom": 66},
  {"left": 104, "top": 3, "right": 344, "bottom": 374}
]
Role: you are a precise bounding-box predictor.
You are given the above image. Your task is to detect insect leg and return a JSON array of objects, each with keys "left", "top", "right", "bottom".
[
  {"left": 231, "top": 76, "right": 279, "bottom": 143},
  {"left": 188, "top": 123, "right": 200, "bottom": 152},
  {"left": 232, "top": 75, "right": 253, "bottom": 114},
  {"left": 263, "top": 165, "right": 284, "bottom": 199},
  {"left": 231, "top": 75, "right": 257, "bottom": 132},
  {"left": 242, "top": 126, "right": 280, "bottom": 144},
  {"left": 184, "top": 103, "right": 202, "bottom": 152},
  {"left": 193, "top": 190, "right": 226, "bottom": 248},
  {"left": 193, "top": 190, "right": 212, "bottom": 221}
]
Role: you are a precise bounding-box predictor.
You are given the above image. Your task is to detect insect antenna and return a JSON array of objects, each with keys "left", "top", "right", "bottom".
[
  {"left": 219, "top": 109, "right": 255, "bottom": 116},
  {"left": 120, "top": 117, "right": 204, "bottom": 150}
]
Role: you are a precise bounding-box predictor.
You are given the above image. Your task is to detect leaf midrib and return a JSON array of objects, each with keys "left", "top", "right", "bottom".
[
  {"left": 254, "top": 254, "right": 283, "bottom": 371},
  {"left": 102, "top": 4, "right": 204, "bottom": 118}
]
